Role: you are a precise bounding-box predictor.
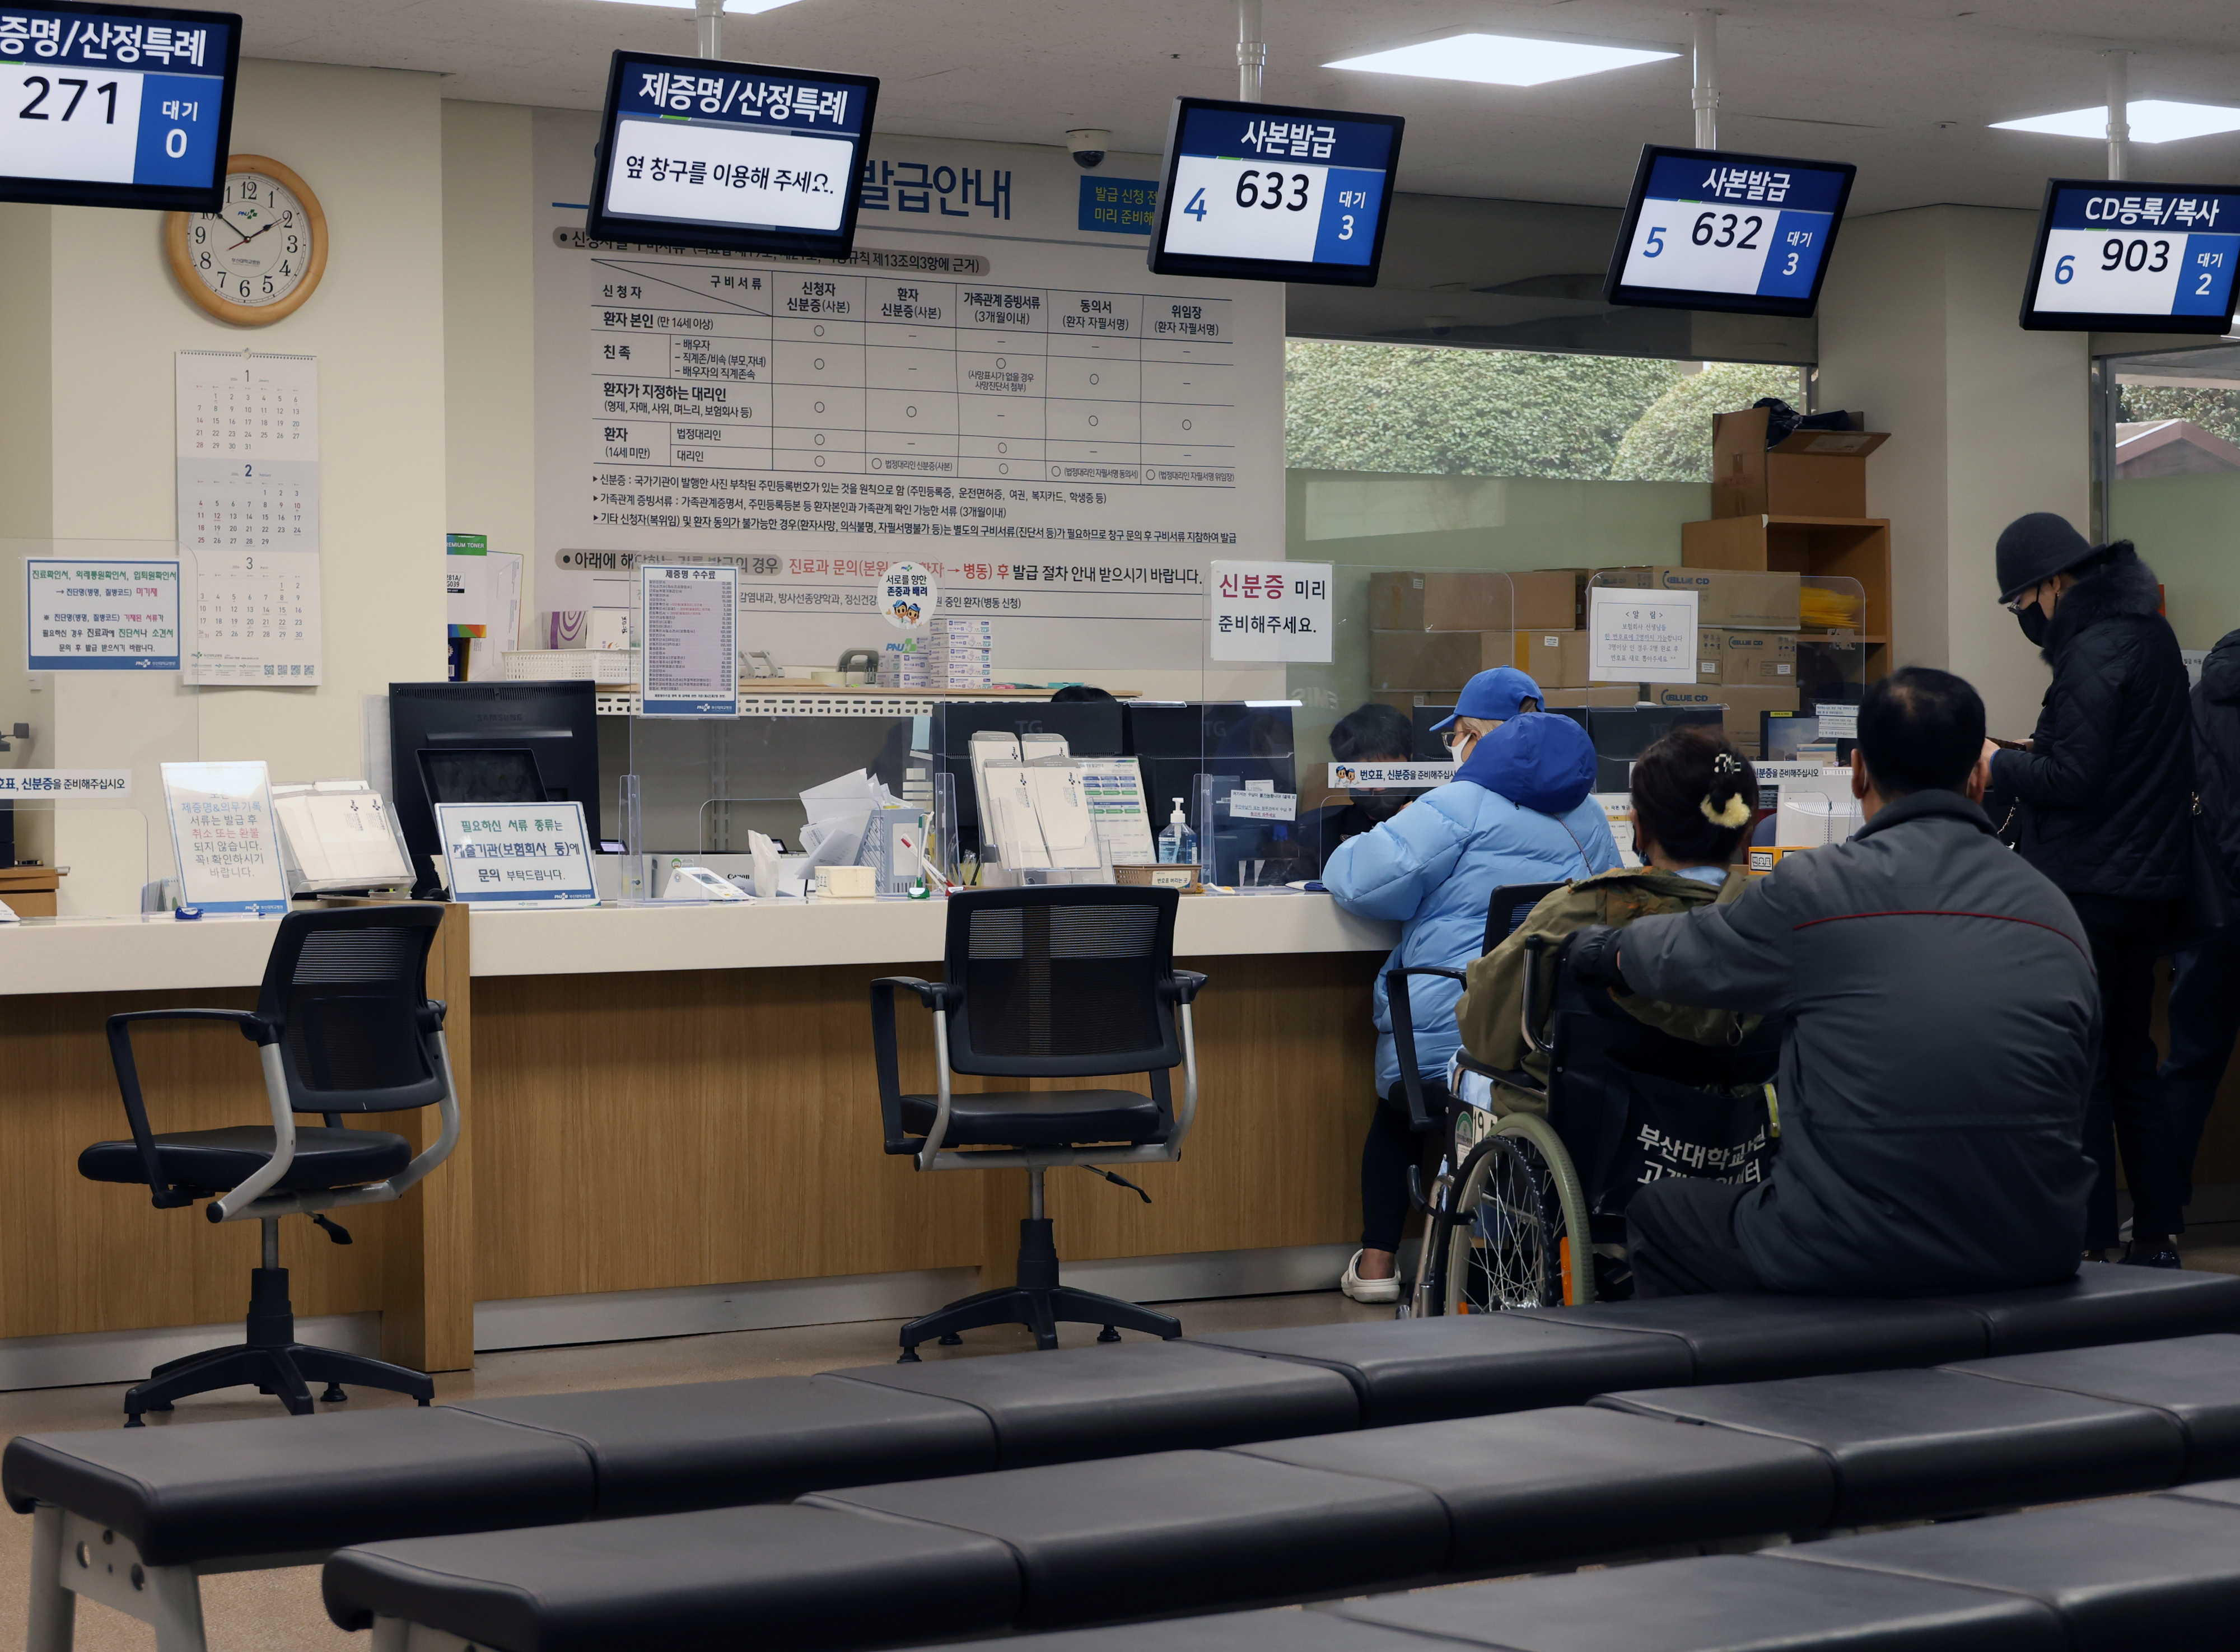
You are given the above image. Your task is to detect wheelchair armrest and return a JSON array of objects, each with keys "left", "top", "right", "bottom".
[
  {"left": 1385, "top": 966, "right": 1470, "bottom": 1133},
  {"left": 869, "top": 977, "right": 955, "bottom": 1156},
  {"left": 1453, "top": 1049, "right": 1546, "bottom": 1099},
  {"left": 1161, "top": 970, "right": 1208, "bottom": 1005},
  {"left": 104, "top": 1010, "right": 273, "bottom": 1210}
]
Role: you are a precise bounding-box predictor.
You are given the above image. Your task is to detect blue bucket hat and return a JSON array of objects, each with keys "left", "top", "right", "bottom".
[{"left": 1428, "top": 666, "right": 1543, "bottom": 732}]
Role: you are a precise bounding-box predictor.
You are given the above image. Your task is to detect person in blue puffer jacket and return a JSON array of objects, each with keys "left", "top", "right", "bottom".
[{"left": 1323, "top": 667, "right": 1620, "bottom": 1301}]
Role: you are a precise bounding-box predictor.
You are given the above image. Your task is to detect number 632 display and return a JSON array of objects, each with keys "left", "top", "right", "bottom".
[
  {"left": 2020, "top": 179, "right": 2240, "bottom": 334},
  {"left": 1604, "top": 145, "right": 1857, "bottom": 319},
  {"left": 1148, "top": 95, "right": 1403, "bottom": 287}
]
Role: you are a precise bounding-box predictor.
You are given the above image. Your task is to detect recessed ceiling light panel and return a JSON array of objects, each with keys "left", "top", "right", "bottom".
[
  {"left": 1993, "top": 100, "right": 2240, "bottom": 144},
  {"left": 1325, "top": 32, "right": 1677, "bottom": 88},
  {"left": 596, "top": 0, "right": 806, "bottom": 12}
]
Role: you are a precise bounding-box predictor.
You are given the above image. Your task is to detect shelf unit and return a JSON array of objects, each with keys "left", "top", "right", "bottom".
[{"left": 1682, "top": 514, "right": 1893, "bottom": 683}]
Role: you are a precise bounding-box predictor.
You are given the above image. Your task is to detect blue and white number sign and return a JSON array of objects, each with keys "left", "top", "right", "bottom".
[
  {"left": 2022, "top": 181, "right": 2240, "bottom": 333},
  {"left": 1606, "top": 147, "right": 1856, "bottom": 318}
]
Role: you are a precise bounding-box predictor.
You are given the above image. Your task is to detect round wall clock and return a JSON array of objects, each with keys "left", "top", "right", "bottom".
[{"left": 166, "top": 155, "right": 328, "bottom": 325}]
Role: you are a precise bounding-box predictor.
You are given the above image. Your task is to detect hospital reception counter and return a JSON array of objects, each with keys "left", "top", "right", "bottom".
[{"left": 0, "top": 895, "right": 1396, "bottom": 1380}]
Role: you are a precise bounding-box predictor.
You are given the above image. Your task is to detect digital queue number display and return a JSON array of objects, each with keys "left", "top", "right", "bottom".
[
  {"left": 2020, "top": 180, "right": 2240, "bottom": 334},
  {"left": 1147, "top": 96, "right": 1403, "bottom": 287},
  {"left": 0, "top": 0, "right": 239, "bottom": 212},
  {"left": 1604, "top": 146, "right": 1857, "bottom": 318},
  {"left": 587, "top": 50, "right": 879, "bottom": 259}
]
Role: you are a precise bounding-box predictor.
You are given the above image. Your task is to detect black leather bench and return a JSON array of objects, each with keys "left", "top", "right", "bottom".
[
  {"left": 321, "top": 1383, "right": 2210, "bottom": 1652},
  {"left": 1593, "top": 1365, "right": 2188, "bottom": 1524},
  {"left": 1940, "top": 1331, "right": 2240, "bottom": 1478},
  {"left": 25, "top": 1268, "right": 2240, "bottom": 1650}
]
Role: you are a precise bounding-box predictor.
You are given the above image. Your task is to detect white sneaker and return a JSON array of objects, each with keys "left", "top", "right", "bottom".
[{"left": 1342, "top": 1250, "right": 1401, "bottom": 1304}]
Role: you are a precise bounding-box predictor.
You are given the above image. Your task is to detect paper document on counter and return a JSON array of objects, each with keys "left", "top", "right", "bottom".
[
  {"left": 272, "top": 782, "right": 412, "bottom": 888},
  {"left": 983, "top": 764, "right": 1051, "bottom": 869},
  {"left": 1025, "top": 767, "right": 1102, "bottom": 870},
  {"left": 1077, "top": 757, "right": 1156, "bottom": 864}
]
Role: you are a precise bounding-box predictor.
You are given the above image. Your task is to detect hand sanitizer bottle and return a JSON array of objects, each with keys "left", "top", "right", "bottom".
[{"left": 1157, "top": 797, "right": 1198, "bottom": 865}]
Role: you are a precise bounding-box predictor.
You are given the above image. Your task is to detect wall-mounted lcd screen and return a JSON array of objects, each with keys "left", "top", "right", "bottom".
[
  {"left": 585, "top": 49, "right": 879, "bottom": 258},
  {"left": 1147, "top": 96, "right": 1403, "bottom": 286},
  {"left": 2019, "top": 179, "right": 2240, "bottom": 334},
  {"left": 0, "top": 1, "right": 239, "bottom": 212},
  {"left": 1604, "top": 145, "right": 1856, "bottom": 318}
]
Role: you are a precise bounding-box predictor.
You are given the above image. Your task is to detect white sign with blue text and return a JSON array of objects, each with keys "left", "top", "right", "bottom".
[
  {"left": 161, "top": 759, "right": 288, "bottom": 916},
  {"left": 26, "top": 557, "right": 179, "bottom": 670},
  {"left": 1607, "top": 147, "right": 1855, "bottom": 318},
  {"left": 2022, "top": 181, "right": 2240, "bottom": 333},
  {"left": 640, "top": 561, "right": 738, "bottom": 715},
  {"left": 436, "top": 801, "right": 599, "bottom": 908}
]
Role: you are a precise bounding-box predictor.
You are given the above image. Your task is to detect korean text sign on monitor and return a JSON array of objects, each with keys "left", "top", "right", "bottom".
[
  {"left": 1148, "top": 96, "right": 1403, "bottom": 286},
  {"left": 0, "top": 1, "right": 239, "bottom": 212},
  {"left": 586, "top": 50, "right": 878, "bottom": 259},
  {"left": 2019, "top": 180, "right": 2240, "bottom": 334},
  {"left": 1604, "top": 146, "right": 1856, "bottom": 318}
]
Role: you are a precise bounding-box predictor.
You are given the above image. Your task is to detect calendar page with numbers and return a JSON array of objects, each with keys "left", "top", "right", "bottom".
[{"left": 176, "top": 350, "right": 323, "bottom": 685}]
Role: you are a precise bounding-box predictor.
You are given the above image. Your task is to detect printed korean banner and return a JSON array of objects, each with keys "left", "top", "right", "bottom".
[
  {"left": 160, "top": 760, "right": 288, "bottom": 916},
  {"left": 1209, "top": 559, "right": 1332, "bottom": 662},
  {"left": 531, "top": 117, "right": 1284, "bottom": 677},
  {"left": 26, "top": 557, "right": 179, "bottom": 670}
]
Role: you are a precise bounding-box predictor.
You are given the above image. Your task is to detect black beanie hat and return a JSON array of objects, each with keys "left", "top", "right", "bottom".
[{"left": 1995, "top": 512, "right": 2094, "bottom": 604}]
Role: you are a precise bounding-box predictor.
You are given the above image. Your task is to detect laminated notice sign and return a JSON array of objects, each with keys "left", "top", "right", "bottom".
[
  {"left": 1210, "top": 559, "right": 1332, "bottom": 662},
  {"left": 26, "top": 558, "right": 180, "bottom": 671},
  {"left": 640, "top": 562, "right": 738, "bottom": 716},
  {"left": 161, "top": 760, "right": 289, "bottom": 916},
  {"left": 437, "top": 801, "right": 598, "bottom": 907},
  {"left": 1588, "top": 585, "right": 1699, "bottom": 686}
]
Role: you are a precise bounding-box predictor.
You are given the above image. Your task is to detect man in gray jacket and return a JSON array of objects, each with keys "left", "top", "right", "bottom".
[{"left": 1566, "top": 668, "right": 2097, "bottom": 1298}]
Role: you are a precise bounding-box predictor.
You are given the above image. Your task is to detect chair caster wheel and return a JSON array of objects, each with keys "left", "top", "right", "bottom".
[
  {"left": 123, "top": 1415, "right": 144, "bottom": 1429},
  {"left": 1097, "top": 1326, "right": 1121, "bottom": 1343},
  {"left": 938, "top": 1333, "right": 963, "bottom": 1346},
  {"left": 321, "top": 1384, "right": 348, "bottom": 1404},
  {"left": 897, "top": 1346, "right": 922, "bottom": 1364}
]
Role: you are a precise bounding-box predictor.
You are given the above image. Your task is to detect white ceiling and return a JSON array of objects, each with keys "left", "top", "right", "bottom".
[{"left": 241, "top": 0, "right": 2240, "bottom": 216}]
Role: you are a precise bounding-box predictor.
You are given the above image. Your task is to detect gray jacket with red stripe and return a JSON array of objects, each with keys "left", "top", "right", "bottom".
[{"left": 1617, "top": 788, "right": 2097, "bottom": 1296}]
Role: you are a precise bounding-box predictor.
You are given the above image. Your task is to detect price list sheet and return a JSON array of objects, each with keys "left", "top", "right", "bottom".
[{"left": 176, "top": 351, "right": 323, "bottom": 685}]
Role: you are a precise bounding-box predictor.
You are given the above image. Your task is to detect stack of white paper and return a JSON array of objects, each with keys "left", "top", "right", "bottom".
[{"left": 272, "top": 781, "right": 412, "bottom": 890}]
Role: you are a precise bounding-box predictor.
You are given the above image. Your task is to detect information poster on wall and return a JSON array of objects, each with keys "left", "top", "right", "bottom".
[
  {"left": 1588, "top": 584, "right": 1700, "bottom": 685},
  {"left": 160, "top": 759, "right": 289, "bottom": 916},
  {"left": 640, "top": 562, "right": 738, "bottom": 716},
  {"left": 26, "top": 557, "right": 180, "bottom": 670},
  {"left": 1209, "top": 558, "right": 1331, "bottom": 662},
  {"left": 531, "top": 118, "right": 1285, "bottom": 678},
  {"left": 176, "top": 349, "right": 321, "bottom": 685}
]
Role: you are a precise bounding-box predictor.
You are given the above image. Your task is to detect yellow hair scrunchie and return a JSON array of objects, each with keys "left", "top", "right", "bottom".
[{"left": 1700, "top": 792, "right": 1753, "bottom": 829}]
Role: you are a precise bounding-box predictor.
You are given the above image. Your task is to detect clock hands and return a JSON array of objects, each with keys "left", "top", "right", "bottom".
[{"left": 225, "top": 219, "right": 276, "bottom": 251}]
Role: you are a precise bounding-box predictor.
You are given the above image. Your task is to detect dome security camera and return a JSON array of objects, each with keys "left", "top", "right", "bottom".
[{"left": 1066, "top": 129, "right": 1112, "bottom": 170}]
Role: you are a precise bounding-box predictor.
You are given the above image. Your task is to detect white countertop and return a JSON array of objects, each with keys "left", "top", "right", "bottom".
[{"left": 0, "top": 895, "right": 1398, "bottom": 995}]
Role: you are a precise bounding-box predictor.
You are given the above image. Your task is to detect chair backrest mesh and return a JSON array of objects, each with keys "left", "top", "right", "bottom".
[
  {"left": 944, "top": 888, "right": 1181, "bottom": 1077},
  {"left": 1485, "top": 881, "right": 1565, "bottom": 955},
  {"left": 258, "top": 906, "right": 446, "bottom": 1113}
]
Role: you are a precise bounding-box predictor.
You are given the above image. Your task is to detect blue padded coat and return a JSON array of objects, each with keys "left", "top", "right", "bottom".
[{"left": 1323, "top": 713, "right": 1620, "bottom": 1095}]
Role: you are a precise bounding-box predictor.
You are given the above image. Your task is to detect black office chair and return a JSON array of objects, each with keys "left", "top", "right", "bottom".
[
  {"left": 82, "top": 904, "right": 462, "bottom": 1424},
  {"left": 871, "top": 886, "right": 1207, "bottom": 1360}
]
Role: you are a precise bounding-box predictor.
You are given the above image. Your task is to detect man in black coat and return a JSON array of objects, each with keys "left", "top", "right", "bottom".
[
  {"left": 1564, "top": 668, "right": 2097, "bottom": 1298},
  {"left": 2164, "top": 629, "right": 2240, "bottom": 1201},
  {"left": 1983, "top": 512, "right": 2192, "bottom": 1266}
]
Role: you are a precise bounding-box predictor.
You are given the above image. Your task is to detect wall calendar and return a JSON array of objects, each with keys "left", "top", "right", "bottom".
[{"left": 175, "top": 350, "right": 323, "bottom": 685}]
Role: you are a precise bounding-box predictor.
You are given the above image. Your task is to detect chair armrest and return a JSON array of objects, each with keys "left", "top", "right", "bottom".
[
  {"left": 1453, "top": 1049, "right": 1547, "bottom": 1099},
  {"left": 869, "top": 977, "right": 955, "bottom": 1156},
  {"left": 104, "top": 1010, "right": 272, "bottom": 1210},
  {"left": 1386, "top": 967, "right": 1470, "bottom": 1132},
  {"left": 1161, "top": 970, "right": 1208, "bottom": 1005},
  {"left": 416, "top": 999, "right": 448, "bottom": 1035}
]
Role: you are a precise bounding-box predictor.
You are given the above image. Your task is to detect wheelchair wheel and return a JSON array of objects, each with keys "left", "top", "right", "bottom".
[{"left": 1439, "top": 1113, "right": 1594, "bottom": 1311}]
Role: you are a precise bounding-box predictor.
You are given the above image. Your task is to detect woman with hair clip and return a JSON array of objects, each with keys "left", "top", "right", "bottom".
[{"left": 1456, "top": 725, "right": 1762, "bottom": 1092}]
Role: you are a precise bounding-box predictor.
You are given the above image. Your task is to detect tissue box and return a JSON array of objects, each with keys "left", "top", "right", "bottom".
[{"left": 814, "top": 865, "right": 877, "bottom": 899}]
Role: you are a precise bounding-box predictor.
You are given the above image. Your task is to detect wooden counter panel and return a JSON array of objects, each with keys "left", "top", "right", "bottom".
[
  {"left": 0, "top": 989, "right": 402, "bottom": 1338},
  {"left": 470, "top": 962, "right": 988, "bottom": 1302}
]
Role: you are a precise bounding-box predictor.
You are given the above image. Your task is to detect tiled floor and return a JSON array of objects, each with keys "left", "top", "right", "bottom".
[
  {"left": 6, "top": 1227, "right": 2236, "bottom": 1650},
  {"left": 0, "top": 1287, "right": 1385, "bottom": 1651}
]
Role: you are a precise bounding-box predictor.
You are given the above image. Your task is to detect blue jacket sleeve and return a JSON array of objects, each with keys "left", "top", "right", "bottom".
[{"left": 1323, "top": 794, "right": 1472, "bottom": 922}]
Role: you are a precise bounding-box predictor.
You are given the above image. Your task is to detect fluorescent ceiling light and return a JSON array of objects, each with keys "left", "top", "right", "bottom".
[
  {"left": 1325, "top": 33, "right": 1677, "bottom": 88},
  {"left": 596, "top": 0, "right": 805, "bottom": 11},
  {"left": 1992, "top": 100, "right": 2240, "bottom": 144}
]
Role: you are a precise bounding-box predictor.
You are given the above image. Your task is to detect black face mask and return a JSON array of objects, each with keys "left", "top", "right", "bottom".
[
  {"left": 2015, "top": 601, "right": 2049, "bottom": 646},
  {"left": 1353, "top": 793, "right": 1408, "bottom": 824}
]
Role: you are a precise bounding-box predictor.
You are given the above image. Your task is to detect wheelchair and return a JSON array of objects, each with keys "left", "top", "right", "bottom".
[{"left": 1388, "top": 882, "right": 1780, "bottom": 1315}]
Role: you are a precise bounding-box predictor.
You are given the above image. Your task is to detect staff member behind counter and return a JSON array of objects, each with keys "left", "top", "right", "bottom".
[
  {"left": 1253, "top": 702, "right": 1418, "bottom": 881},
  {"left": 1565, "top": 668, "right": 2098, "bottom": 1299}
]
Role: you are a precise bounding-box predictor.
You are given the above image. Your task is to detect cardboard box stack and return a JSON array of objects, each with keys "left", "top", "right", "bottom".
[
  {"left": 877, "top": 618, "right": 996, "bottom": 689},
  {"left": 1590, "top": 565, "right": 1803, "bottom": 754},
  {"left": 1368, "top": 570, "right": 1637, "bottom": 696}
]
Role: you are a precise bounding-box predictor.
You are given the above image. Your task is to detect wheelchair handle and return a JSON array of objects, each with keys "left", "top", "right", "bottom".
[{"left": 1519, "top": 933, "right": 1550, "bottom": 1057}]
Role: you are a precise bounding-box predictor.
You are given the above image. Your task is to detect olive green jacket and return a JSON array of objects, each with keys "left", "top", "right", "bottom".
[{"left": 1456, "top": 866, "right": 1756, "bottom": 1091}]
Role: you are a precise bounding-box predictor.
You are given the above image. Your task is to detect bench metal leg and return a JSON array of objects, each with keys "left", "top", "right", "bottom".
[
  {"left": 42, "top": 1510, "right": 206, "bottom": 1652},
  {"left": 27, "top": 1503, "right": 74, "bottom": 1652}
]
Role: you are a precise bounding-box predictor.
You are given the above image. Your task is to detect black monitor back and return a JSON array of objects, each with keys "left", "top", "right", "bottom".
[{"left": 389, "top": 681, "right": 600, "bottom": 893}]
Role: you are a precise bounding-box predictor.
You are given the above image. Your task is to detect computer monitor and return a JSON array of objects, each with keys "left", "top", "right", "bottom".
[
  {"left": 389, "top": 682, "right": 600, "bottom": 898},
  {"left": 931, "top": 699, "right": 1125, "bottom": 855}
]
